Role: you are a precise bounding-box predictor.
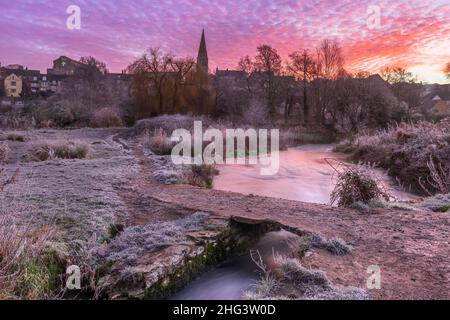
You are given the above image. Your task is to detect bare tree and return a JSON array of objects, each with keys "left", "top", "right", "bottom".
[
  {"left": 253, "top": 45, "right": 282, "bottom": 117},
  {"left": 311, "top": 39, "right": 346, "bottom": 126},
  {"left": 380, "top": 65, "right": 416, "bottom": 84},
  {"left": 170, "top": 57, "right": 195, "bottom": 113},
  {"left": 237, "top": 55, "right": 254, "bottom": 92},
  {"left": 77, "top": 56, "right": 108, "bottom": 83},
  {"left": 288, "top": 49, "right": 316, "bottom": 124},
  {"left": 380, "top": 65, "right": 419, "bottom": 111},
  {"left": 316, "top": 39, "right": 345, "bottom": 80},
  {"left": 127, "top": 47, "right": 174, "bottom": 115}
]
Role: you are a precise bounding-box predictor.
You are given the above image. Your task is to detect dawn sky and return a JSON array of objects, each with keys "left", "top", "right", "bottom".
[{"left": 1, "top": 0, "right": 449, "bottom": 83}]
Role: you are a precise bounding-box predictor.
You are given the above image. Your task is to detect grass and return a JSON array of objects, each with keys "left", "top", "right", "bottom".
[
  {"left": 306, "top": 233, "right": 353, "bottom": 256},
  {"left": 0, "top": 168, "right": 66, "bottom": 299},
  {"left": 30, "top": 139, "right": 90, "bottom": 161},
  {"left": 99, "top": 223, "right": 125, "bottom": 244},
  {"left": 244, "top": 256, "right": 367, "bottom": 300},
  {"left": 0, "top": 209, "right": 63, "bottom": 299},
  {"left": 279, "top": 257, "right": 330, "bottom": 288},
  {"left": 418, "top": 193, "right": 450, "bottom": 213},
  {"left": 1, "top": 133, "right": 26, "bottom": 142}
]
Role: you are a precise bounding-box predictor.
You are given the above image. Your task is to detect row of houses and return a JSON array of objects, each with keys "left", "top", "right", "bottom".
[{"left": 0, "top": 55, "right": 117, "bottom": 99}]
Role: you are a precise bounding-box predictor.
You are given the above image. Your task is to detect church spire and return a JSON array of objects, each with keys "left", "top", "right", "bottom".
[{"left": 197, "top": 29, "right": 208, "bottom": 73}]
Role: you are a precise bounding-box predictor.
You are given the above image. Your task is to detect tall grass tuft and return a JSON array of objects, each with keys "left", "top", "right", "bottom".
[{"left": 30, "top": 139, "right": 90, "bottom": 161}]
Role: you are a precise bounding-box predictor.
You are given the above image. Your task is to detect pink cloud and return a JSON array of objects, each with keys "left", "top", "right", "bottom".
[{"left": 0, "top": 0, "right": 448, "bottom": 83}]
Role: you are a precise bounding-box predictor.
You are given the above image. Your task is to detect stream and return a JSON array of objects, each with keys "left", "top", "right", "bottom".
[
  {"left": 174, "top": 144, "right": 417, "bottom": 300},
  {"left": 172, "top": 230, "right": 300, "bottom": 300},
  {"left": 214, "top": 144, "right": 417, "bottom": 204}
]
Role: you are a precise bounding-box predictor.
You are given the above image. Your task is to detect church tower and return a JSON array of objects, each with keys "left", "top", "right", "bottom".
[{"left": 197, "top": 29, "right": 209, "bottom": 73}]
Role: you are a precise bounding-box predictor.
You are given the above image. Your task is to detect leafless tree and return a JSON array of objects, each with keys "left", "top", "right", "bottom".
[
  {"left": 310, "top": 40, "right": 346, "bottom": 126},
  {"left": 315, "top": 39, "right": 345, "bottom": 80},
  {"left": 170, "top": 57, "right": 195, "bottom": 113},
  {"left": 127, "top": 47, "right": 174, "bottom": 116},
  {"left": 380, "top": 65, "right": 416, "bottom": 84},
  {"left": 380, "top": 65, "right": 419, "bottom": 111},
  {"left": 237, "top": 55, "right": 254, "bottom": 92},
  {"left": 253, "top": 45, "right": 282, "bottom": 117},
  {"left": 288, "top": 49, "right": 316, "bottom": 124}
]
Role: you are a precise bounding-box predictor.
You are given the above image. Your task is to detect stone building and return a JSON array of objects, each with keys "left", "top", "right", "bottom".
[{"left": 47, "top": 56, "right": 83, "bottom": 76}]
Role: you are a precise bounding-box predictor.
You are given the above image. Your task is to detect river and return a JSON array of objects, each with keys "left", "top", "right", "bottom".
[{"left": 214, "top": 144, "right": 417, "bottom": 204}]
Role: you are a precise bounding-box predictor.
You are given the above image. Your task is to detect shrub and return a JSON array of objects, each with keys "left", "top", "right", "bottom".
[
  {"left": 90, "top": 107, "right": 124, "bottom": 128},
  {"left": 50, "top": 105, "right": 76, "bottom": 127},
  {"left": 30, "top": 140, "right": 90, "bottom": 161},
  {"left": 337, "top": 122, "right": 450, "bottom": 194},
  {"left": 183, "top": 164, "right": 218, "bottom": 188},
  {"left": 331, "top": 165, "right": 389, "bottom": 207},
  {"left": 142, "top": 128, "right": 174, "bottom": 155}
]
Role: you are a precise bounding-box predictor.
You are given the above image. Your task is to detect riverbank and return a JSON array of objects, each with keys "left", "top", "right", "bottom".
[{"left": 0, "top": 126, "right": 448, "bottom": 299}]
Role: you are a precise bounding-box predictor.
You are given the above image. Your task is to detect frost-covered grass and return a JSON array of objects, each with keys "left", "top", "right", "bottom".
[
  {"left": 244, "top": 257, "right": 367, "bottom": 300},
  {"left": 0, "top": 169, "right": 64, "bottom": 299},
  {"left": 93, "top": 212, "right": 209, "bottom": 264},
  {"left": 335, "top": 122, "right": 450, "bottom": 194},
  {"left": 1, "top": 133, "right": 26, "bottom": 142},
  {"left": 306, "top": 233, "right": 353, "bottom": 256},
  {"left": 418, "top": 193, "right": 450, "bottom": 213},
  {"left": 30, "top": 139, "right": 90, "bottom": 161}
]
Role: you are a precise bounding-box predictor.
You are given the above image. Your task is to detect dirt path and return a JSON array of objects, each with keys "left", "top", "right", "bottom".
[{"left": 116, "top": 140, "right": 449, "bottom": 300}]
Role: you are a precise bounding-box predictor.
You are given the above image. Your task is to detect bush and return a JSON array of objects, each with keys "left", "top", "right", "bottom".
[
  {"left": 30, "top": 140, "right": 90, "bottom": 161},
  {"left": 331, "top": 165, "right": 389, "bottom": 207},
  {"left": 90, "top": 107, "right": 124, "bottom": 128},
  {"left": 337, "top": 122, "right": 450, "bottom": 194},
  {"left": 1, "top": 133, "right": 25, "bottom": 142},
  {"left": 183, "top": 164, "right": 218, "bottom": 188},
  {"left": 142, "top": 128, "right": 175, "bottom": 156}
]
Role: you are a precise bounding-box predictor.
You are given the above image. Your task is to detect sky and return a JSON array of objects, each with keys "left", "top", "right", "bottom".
[{"left": 0, "top": 0, "right": 449, "bottom": 84}]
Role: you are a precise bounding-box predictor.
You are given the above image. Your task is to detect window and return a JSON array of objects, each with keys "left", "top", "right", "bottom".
[
  {"left": 11, "top": 81, "right": 16, "bottom": 86},
  {"left": 43, "top": 76, "right": 47, "bottom": 81},
  {"left": 11, "top": 89, "right": 16, "bottom": 93}
]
